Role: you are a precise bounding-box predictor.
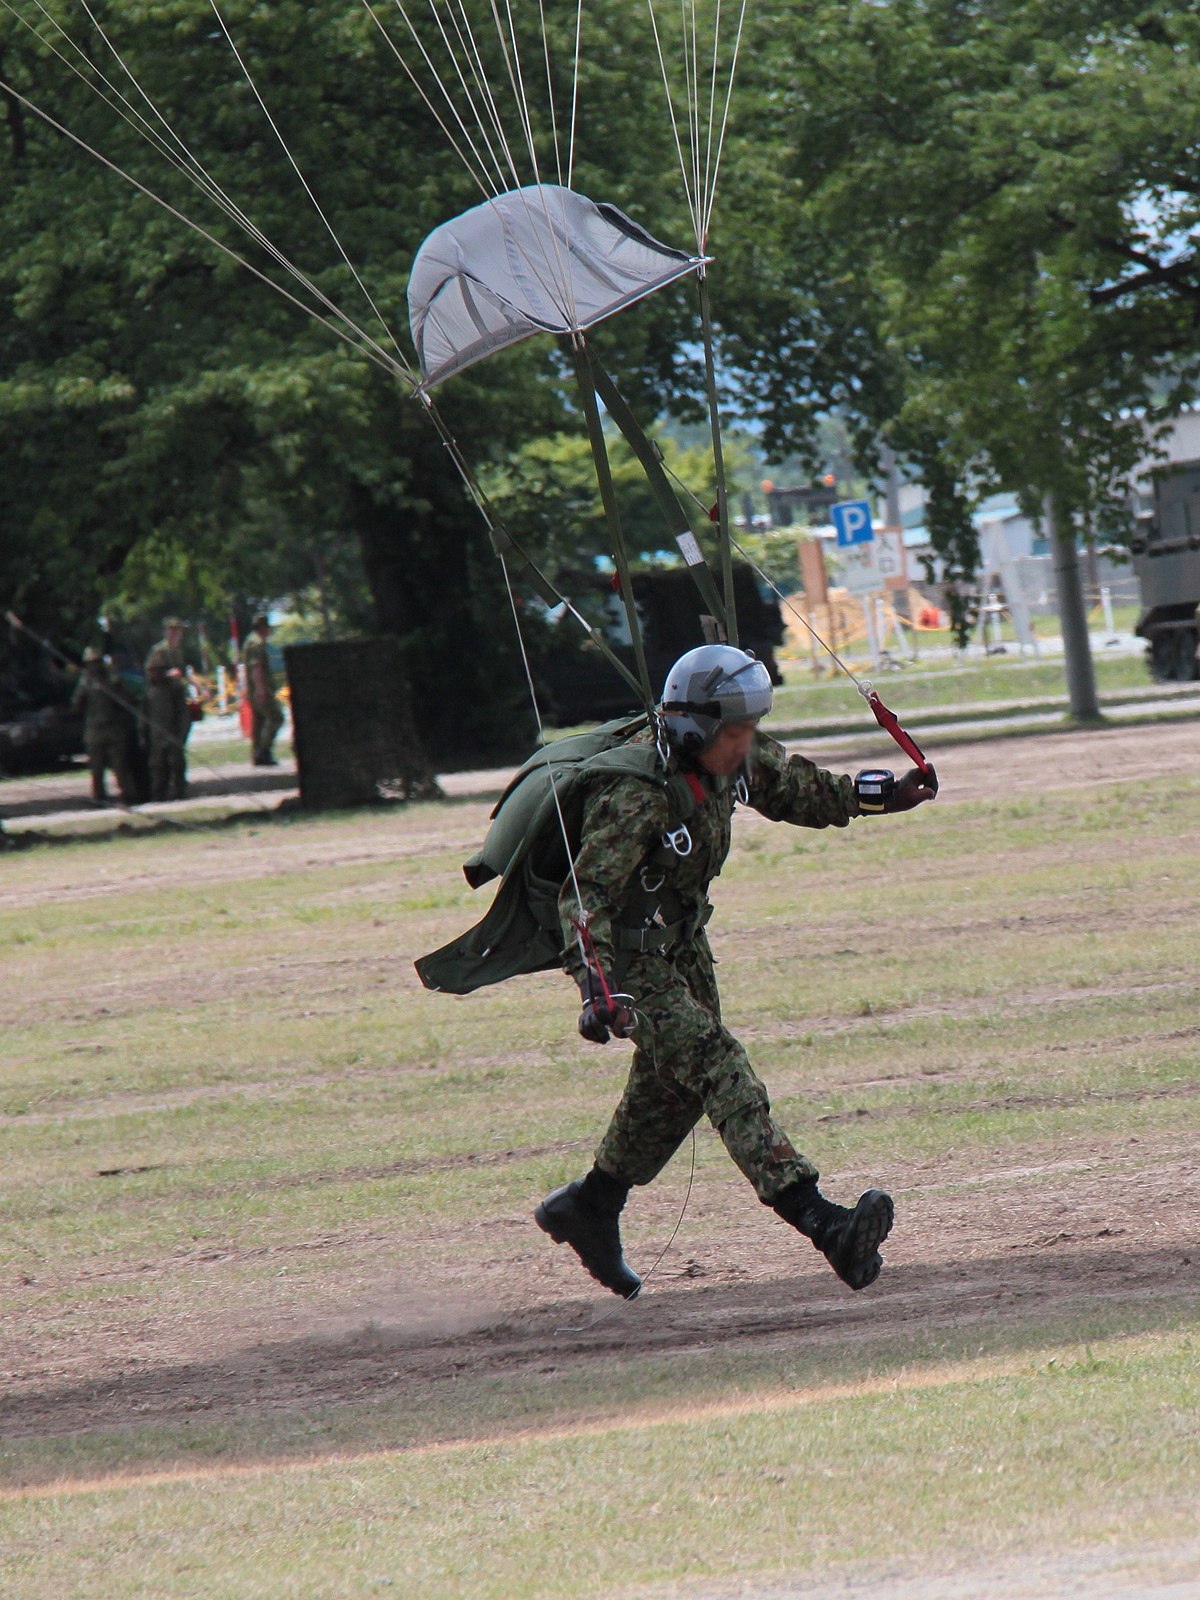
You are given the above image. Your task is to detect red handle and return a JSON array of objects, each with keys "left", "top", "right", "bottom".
[{"left": 865, "top": 691, "right": 938, "bottom": 789}]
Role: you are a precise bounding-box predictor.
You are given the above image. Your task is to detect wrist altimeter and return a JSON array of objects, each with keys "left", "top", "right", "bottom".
[{"left": 855, "top": 769, "right": 895, "bottom": 814}]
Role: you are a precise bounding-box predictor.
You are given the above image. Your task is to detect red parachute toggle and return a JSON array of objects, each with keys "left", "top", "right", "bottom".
[{"left": 865, "top": 690, "right": 938, "bottom": 792}]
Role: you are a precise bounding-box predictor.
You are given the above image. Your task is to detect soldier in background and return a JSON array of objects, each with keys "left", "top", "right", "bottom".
[
  {"left": 243, "top": 614, "right": 284, "bottom": 767},
  {"left": 71, "top": 647, "right": 136, "bottom": 806},
  {"left": 144, "top": 616, "right": 190, "bottom": 800}
]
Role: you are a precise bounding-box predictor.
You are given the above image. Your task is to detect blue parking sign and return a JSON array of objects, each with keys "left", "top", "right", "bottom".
[{"left": 832, "top": 499, "right": 874, "bottom": 547}]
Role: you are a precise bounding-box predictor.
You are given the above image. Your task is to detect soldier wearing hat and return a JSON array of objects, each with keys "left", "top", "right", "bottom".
[
  {"left": 242, "top": 614, "right": 284, "bottom": 767},
  {"left": 144, "top": 617, "right": 190, "bottom": 800},
  {"left": 71, "top": 647, "right": 136, "bottom": 806}
]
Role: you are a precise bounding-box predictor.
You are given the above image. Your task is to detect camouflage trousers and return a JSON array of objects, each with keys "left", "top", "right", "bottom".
[
  {"left": 251, "top": 696, "right": 284, "bottom": 761},
  {"left": 148, "top": 736, "right": 187, "bottom": 802},
  {"left": 594, "top": 933, "right": 818, "bottom": 1204},
  {"left": 86, "top": 732, "right": 135, "bottom": 803}
]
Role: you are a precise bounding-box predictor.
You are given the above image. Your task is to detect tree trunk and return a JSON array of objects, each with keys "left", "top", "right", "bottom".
[{"left": 1045, "top": 494, "right": 1100, "bottom": 721}]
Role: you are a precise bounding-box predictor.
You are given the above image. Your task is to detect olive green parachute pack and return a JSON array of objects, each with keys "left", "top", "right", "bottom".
[{"left": 414, "top": 716, "right": 702, "bottom": 995}]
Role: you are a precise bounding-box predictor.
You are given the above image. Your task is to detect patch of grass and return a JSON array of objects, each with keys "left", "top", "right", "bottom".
[
  {"left": 3, "top": 747, "right": 1200, "bottom": 1597},
  {"left": 766, "top": 651, "right": 1154, "bottom": 727},
  {"left": 1, "top": 1328, "right": 1197, "bottom": 1599}
]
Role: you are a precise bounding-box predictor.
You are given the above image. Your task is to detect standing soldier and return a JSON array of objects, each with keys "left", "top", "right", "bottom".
[
  {"left": 71, "top": 648, "right": 136, "bottom": 806},
  {"left": 533, "top": 645, "right": 936, "bottom": 1298},
  {"left": 144, "top": 617, "right": 190, "bottom": 801},
  {"left": 243, "top": 614, "right": 284, "bottom": 767}
]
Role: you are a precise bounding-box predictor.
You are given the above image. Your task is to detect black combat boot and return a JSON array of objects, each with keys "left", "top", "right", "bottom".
[
  {"left": 773, "top": 1179, "right": 894, "bottom": 1291},
  {"left": 535, "top": 1167, "right": 642, "bottom": 1299}
]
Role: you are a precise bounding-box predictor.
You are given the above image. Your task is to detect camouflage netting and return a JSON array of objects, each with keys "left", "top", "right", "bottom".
[{"left": 285, "top": 638, "right": 441, "bottom": 808}]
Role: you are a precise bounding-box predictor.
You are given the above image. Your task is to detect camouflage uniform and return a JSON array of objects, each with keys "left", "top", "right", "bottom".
[
  {"left": 144, "top": 637, "right": 190, "bottom": 801},
  {"left": 242, "top": 632, "right": 284, "bottom": 763},
  {"left": 71, "top": 662, "right": 135, "bottom": 803},
  {"left": 559, "top": 726, "right": 860, "bottom": 1206}
]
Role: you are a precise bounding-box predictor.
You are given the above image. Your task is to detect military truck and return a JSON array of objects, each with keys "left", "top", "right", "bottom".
[
  {"left": 1132, "top": 458, "right": 1200, "bottom": 682},
  {"left": 532, "top": 561, "right": 786, "bottom": 726},
  {"left": 0, "top": 623, "right": 83, "bottom": 774}
]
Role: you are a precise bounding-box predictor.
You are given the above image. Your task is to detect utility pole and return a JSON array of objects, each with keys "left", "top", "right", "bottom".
[
  {"left": 1045, "top": 493, "right": 1100, "bottom": 720},
  {"left": 880, "top": 441, "right": 902, "bottom": 527}
]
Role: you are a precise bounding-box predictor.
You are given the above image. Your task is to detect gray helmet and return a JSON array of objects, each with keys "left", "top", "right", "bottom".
[{"left": 660, "top": 644, "right": 773, "bottom": 752}]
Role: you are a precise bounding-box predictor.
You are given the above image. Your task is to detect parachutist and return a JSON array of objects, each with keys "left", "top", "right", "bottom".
[
  {"left": 420, "top": 644, "right": 936, "bottom": 1298},
  {"left": 537, "top": 644, "right": 933, "bottom": 1296}
]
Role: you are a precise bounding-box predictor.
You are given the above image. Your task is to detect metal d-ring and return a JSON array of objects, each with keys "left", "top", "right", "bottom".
[{"left": 663, "top": 823, "right": 693, "bottom": 857}]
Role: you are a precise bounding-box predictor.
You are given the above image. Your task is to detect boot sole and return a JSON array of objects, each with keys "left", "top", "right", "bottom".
[
  {"left": 830, "top": 1189, "right": 894, "bottom": 1291},
  {"left": 534, "top": 1200, "right": 642, "bottom": 1299}
]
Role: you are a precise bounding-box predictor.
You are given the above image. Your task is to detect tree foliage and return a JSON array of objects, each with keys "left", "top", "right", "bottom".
[
  {"left": 4, "top": 0, "right": 1200, "bottom": 735},
  {"left": 0, "top": 0, "right": 700, "bottom": 760},
  {"left": 717, "top": 1, "right": 1200, "bottom": 609}
]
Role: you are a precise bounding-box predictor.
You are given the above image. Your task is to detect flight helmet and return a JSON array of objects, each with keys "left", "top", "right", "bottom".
[{"left": 660, "top": 644, "right": 773, "bottom": 752}]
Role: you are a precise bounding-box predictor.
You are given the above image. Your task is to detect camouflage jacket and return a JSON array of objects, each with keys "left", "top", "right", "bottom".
[
  {"left": 71, "top": 667, "right": 128, "bottom": 742},
  {"left": 242, "top": 634, "right": 275, "bottom": 695},
  {"left": 559, "top": 726, "right": 859, "bottom": 983}
]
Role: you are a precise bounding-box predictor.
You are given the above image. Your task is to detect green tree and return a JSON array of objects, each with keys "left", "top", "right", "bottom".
[
  {"left": 716, "top": 1, "right": 1200, "bottom": 712},
  {"left": 0, "top": 0, "right": 702, "bottom": 762}
]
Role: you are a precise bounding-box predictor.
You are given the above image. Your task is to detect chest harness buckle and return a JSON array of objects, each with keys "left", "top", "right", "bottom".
[{"left": 662, "top": 822, "right": 693, "bottom": 857}]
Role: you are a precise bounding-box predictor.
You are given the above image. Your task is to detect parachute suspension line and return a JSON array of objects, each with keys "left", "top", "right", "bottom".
[
  {"left": 207, "top": 0, "right": 406, "bottom": 365},
  {"left": 722, "top": 523, "right": 941, "bottom": 777},
  {"left": 495, "top": 553, "right": 587, "bottom": 926},
  {"left": 415, "top": 390, "right": 649, "bottom": 705},
  {"left": 635, "top": 1109, "right": 696, "bottom": 1292},
  {"left": 717, "top": 519, "right": 937, "bottom": 780},
  {"left": 535, "top": 0, "right": 581, "bottom": 204},
  {"left": 643, "top": 0, "right": 746, "bottom": 639},
  {"left": 483, "top": 0, "right": 579, "bottom": 328},
  {"left": 701, "top": 0, "right": 747, "bottom": 247},
  {"left": 702, "top": 0, "right": 719, "bottom": 236},
  {"left": 645, "top": 4, "right": 697, "bottom": 232},
  {"left": 584, "top": 353, "right": 728, "bottom": 637},
  {"left": 0, "top": 8, "right": 415, "bottom": 385},
  {"left": 0, "top": 82, "right": 413, "bottom": 388},
  {"left": 696, "top": 269, "right": 737, "bottom": 645},
  {"left": 377, "top": 3, "right": 579, "bottom": 326},
  {"left": 7, "top": 0, "right": 207, "bottom": 183},
  {"left": 488, "top": 0, "right": 542, "bottom": 182},
  {"left": 644, "top": 0, "right": 748, "bottom": 254},
  {"left": 566, "top": 0, "right": 584, "bottom": 188},
  {"left": 0, "top": 3, "right": 404, "bottom": 377},
  {"left": 435, "top": 0, "right": 533, "bottom": 192},
  {"left": 685, "top": 0, "right": 703, "bottom": 242},
  {"left": 657, "top": 454, "right": 870, "bottom": 690},
  {"left": 445, "top": 0, "right": 531, "bottom": 191},
  {"left": 363, "top": 2, "right": 501, "bottom": 195},
  {"left": 568, "top": 340, "right": 657, "bottom": 719}
]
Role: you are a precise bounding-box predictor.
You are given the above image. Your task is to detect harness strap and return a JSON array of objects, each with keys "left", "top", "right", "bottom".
[
  {"left": 682, "top": 771, "right": 707, "bottom": 807},
  {"left": 614, "top": 902, "right": 713, "bottom": 954}
]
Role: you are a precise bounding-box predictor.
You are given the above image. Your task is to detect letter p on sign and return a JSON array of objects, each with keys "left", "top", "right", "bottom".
[{"left": 832, "top": 499, "right": 875, "bottom": 547}]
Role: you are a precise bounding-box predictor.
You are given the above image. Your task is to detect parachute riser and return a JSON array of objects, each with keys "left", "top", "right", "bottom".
[
  {"left": 568, "top": 339, "right": 657, "bottom": 717},
  {"left": 417, "top": 380, "right": 649, "bottom": 708},
  {"left": 582, "top": 350, "right": 729, "bottom": 640},
  {"left": 696, "top": 270, "right": 738, "bottom": 647}
]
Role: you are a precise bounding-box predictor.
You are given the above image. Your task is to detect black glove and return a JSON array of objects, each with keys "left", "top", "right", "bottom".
[
  {"left": 888, "top": 765, "right": 938, "bottom": 810},
  {"left": 577, "top": 966, "right": 636, "bottom": 1044}
]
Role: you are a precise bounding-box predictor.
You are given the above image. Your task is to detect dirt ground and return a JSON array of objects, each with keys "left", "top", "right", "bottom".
[{"left": 4, "top": 718, "right": 1200, "bottom": 1597}]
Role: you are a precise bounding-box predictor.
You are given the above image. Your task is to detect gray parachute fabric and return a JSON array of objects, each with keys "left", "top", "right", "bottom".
[{"left": 408, "top": 185, "right": 707, "bottom": 389}]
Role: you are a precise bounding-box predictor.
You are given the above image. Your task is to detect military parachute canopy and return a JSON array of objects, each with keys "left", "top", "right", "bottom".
[{"left": 408, "top": 184, "right": 708, "bottom": 390}]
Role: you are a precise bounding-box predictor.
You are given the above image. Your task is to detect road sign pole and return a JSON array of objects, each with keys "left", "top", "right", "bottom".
[{"left": 862, "top": 596, "right": 880, "bottom": 668}]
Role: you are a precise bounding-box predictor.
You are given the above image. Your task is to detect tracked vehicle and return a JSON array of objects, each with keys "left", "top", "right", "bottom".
[{"left": 1133, "top": 459, "right": 1200, "bottom": 681}]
